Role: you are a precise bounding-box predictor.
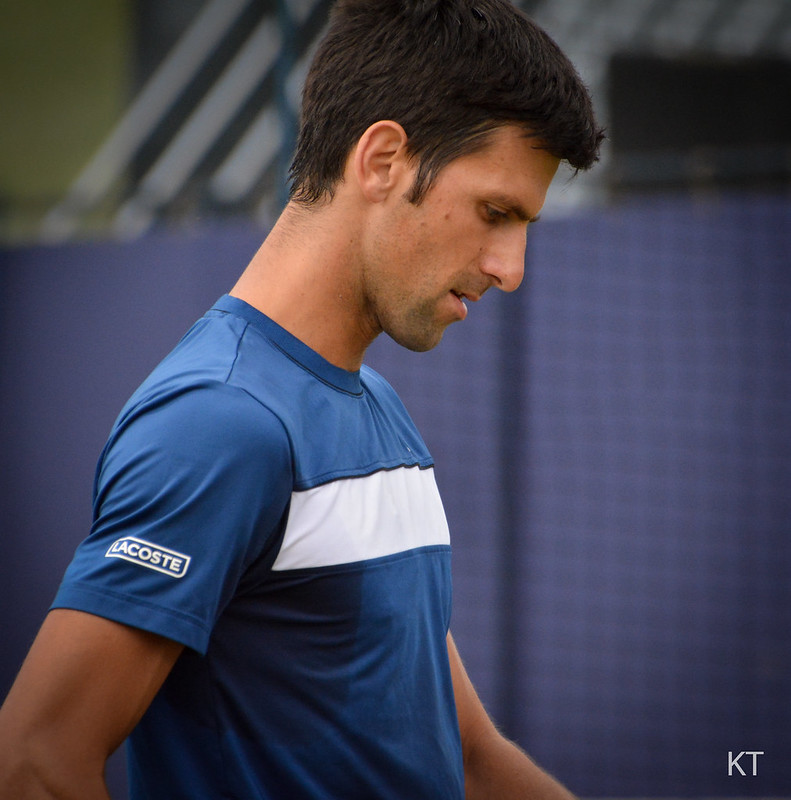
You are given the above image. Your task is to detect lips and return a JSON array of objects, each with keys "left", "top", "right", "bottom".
[{"left": 450, "top": 290, "right": 469, "bottom": 319}]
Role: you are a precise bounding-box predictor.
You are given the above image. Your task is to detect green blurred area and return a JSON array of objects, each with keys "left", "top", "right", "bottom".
[{"left": 0, "top": 0, "right": 130, "bottom": 241}]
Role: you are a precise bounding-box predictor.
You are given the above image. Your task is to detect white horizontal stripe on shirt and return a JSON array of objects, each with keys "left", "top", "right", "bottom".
[{"left": 271, "top": 466, "right": 450, "bottom": 571}]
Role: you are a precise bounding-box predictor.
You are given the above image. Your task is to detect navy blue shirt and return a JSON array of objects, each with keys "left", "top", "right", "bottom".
[{"left": 53, "top": 296, "right": 464, "bottom": 799}]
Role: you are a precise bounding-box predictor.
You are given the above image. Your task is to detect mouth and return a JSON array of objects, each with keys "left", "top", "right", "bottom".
[{"left": 450, "top": 290, "right": 474, "bottom": 320}]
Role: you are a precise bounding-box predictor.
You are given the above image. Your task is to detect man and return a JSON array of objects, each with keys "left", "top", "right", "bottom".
[{"left": 0, "top": 1, "right": 603, "bottom": 797}]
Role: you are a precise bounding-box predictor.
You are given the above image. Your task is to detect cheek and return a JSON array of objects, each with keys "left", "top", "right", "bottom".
[
  {"left": 378, "top": 206, "right": 424, "bottom": 259},
  {"left": 372, "top": 203, "right": 467, "bottom": 294}
]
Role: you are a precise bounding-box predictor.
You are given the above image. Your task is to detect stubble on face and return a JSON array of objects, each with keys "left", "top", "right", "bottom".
[{"left": 360, "top": 205, "right": 458, "bottom": 353}]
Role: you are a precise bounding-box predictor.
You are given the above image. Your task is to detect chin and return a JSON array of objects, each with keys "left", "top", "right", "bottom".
[
  {"left": 380, "top": 304, "right": 457, "bottom": 353},
  {"left": 387, "top": 327, "right": 445, "bottom": 353}
]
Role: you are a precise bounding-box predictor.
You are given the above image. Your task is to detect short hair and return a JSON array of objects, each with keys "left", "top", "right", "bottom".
[{"left": 289, "top": 0, "right": 604, "bottom": 205}]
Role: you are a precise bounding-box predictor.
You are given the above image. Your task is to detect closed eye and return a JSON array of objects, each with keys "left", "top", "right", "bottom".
[{"left": 483, "top": 205, "right": 509, "bottom": 224}]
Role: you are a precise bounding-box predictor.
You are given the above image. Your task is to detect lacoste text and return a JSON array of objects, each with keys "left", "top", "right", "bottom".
[{"left": 105, "top": 536, "right": 191, "bottom": 578}]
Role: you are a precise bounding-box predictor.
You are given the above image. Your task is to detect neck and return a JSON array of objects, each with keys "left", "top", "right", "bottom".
[{"left": 229, "top": 201, "right": 378, "bottom": 372}]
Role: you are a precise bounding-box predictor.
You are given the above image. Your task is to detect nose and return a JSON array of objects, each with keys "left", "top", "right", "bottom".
[{"left": 480, "top": 228, "right": 527, "bottom": 293}]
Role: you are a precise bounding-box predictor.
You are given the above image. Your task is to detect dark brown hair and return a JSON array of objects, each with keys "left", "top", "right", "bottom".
[{"left": 289, "top": 0, "right": 604, "bottom": 205}]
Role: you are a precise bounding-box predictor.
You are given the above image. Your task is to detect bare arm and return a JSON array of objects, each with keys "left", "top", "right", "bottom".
[
  {"left": 447, "top": 632, "right": 576, "bottom": 800},
  {"left": 0, "top": 609, "right": 183, "bottom": 800}
]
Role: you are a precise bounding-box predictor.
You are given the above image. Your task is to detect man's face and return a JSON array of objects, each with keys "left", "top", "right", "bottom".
[{"left": 360, "top": 124, "right": 560, "bottom": 352}]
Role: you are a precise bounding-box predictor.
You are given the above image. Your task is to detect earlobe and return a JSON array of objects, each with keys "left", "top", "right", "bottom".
[{"left": 352, "top": 120, "right": 411, "bottom": 203}]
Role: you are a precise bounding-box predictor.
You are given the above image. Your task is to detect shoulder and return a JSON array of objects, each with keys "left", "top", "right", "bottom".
[
  {"left": 111, "top": 308, "right": 297, "bottom": 464},
  {"left": 360, "top": 364, "right": 406, "bottom": 407},
  {"left": 360, "top": 364, "right": 415, "bottom": 425},
  {"left": 104, "top": 381, "right": 292, "bottom": 479}
]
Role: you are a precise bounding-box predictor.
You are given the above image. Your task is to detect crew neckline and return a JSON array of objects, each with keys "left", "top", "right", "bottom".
[{"left": 213, "top": 294, "right": 363, "bottom": 396}]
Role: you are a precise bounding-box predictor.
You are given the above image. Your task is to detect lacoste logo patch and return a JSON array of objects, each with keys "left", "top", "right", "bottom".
[{"left": 105, "top": 536, "right": 191, "bottom": 579}]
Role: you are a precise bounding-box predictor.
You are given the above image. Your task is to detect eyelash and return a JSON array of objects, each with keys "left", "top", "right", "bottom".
[{"left": 484, "top": 206, "right": 508, "bottom": 223}]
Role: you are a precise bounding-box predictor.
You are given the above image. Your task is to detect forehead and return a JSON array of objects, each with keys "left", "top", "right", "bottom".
[{"left": 430, "top": 125, "right": 560, "bottom": 216}]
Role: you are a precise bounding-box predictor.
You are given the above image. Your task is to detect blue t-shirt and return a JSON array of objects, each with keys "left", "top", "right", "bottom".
[{"left": 52, "top": 295, "right": 464, "bottom": 799}]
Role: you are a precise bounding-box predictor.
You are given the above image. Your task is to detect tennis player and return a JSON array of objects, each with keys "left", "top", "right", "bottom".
[{"left": 0, "top": 1, "right": 602, "bottom": 797}]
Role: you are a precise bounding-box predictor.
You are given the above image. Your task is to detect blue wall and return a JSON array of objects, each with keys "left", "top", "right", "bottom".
[{"left": 1, "top": 194, "right": 789, "bottom": 796}]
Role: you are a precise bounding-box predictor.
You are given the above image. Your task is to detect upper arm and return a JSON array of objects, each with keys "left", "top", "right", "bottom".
[
  {"left": 56, "top": 384, "right": 293, "bottom": 655},
  {"left": 0, "top": 608, "right": 182, "bottom": 796}
]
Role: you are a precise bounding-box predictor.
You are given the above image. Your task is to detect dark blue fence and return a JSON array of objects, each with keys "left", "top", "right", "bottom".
[{"left": 2, "top": 193, "right": 789, "bottom": 796}]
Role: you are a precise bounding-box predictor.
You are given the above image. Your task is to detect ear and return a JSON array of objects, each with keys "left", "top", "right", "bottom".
[{"left": 351, "top": 120, "right": 411, "bottom": 203}]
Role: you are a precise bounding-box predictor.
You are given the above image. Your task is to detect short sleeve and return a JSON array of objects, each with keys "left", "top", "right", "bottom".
[{"left": 52, "top": 382, "right": 293, "bottom": 653}]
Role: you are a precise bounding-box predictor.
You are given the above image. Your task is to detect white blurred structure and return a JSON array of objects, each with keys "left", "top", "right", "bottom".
[{"left": 40, "top": 0, "right": 791, "bottom": 240}]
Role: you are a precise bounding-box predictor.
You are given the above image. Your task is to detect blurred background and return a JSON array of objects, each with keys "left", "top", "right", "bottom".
[{"left": 1, "top": 0, "right": 789, "bottom": 796}]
